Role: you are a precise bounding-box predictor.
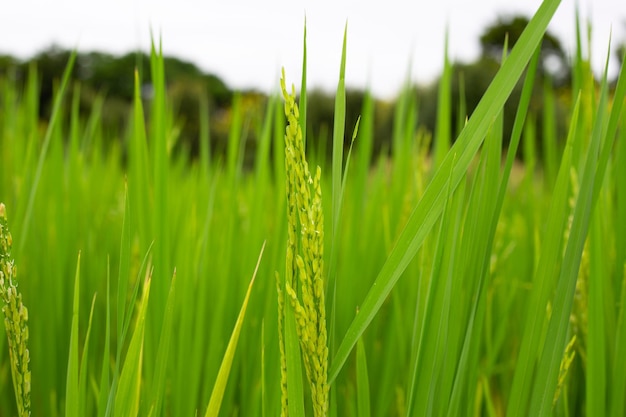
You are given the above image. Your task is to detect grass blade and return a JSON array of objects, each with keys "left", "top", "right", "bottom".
[
  {"left": 406, "top": 153, "right": 463, "bottom": 417},
  {"left": 329, "top": 0, "right": 561, "bottom": 382},
  {"left": 542, "top": 76, "right": 558, "bottom": 187},
  {"left": 611, "top": 94, "right": 626, "bottom": 417},
  {"left": 199, "top": 91, "right": 211, "bottom": 175},
  {"left": 299, "top": 20, "right": 307, "bottom": 149},
  {"left": 114, "top": 271, "right": 152, "bottom": 417},
  {"left": 204, "top": 242, "right": 265, "bottom": 417},
  {"left": 331, "top": 23, "right": 348, "bottom": 243},
  {"left": 148, "top": 270, "right": 178, "bottom": 416},
  {"left": 328, "top": 29, "right": 352, "bottom": 404},
  {"left": 148, "top": 39, "right": 171, "bottom": 373},
  {"left": 97, "top": 260, "right": 112, "bottom": 417},
  {"left": 593, "top": 38, "right": 626, "bottom": 203},
  {"left": 285, "top": 299, "right": 306, "bottom": 416},
  {"left": 527, "top": 48, "right": 610, "bottom": 417},
  {"left": 505, "top": 94, "right": 581, "bottom": 417},
  {"left": 587, "top": 199, "right": 607, "bottom": 415},
  {"left": 433, "top": 29, "right": 451, "bottom": 169},
  {"left": 117, "top": 184, "right": 131, "bottom": 364},
  {"left": 65, "top": 252, "right": 81, "bottom": 417},
  {"left": 79, "top": 294, "right": 97, "bottom": 415},
  {"left": 613, "top": 255, "right": 626, "bottom": 416},
  {"left": 129, "top": 69, "right": 150, "bottom": 245},
  {"left": 18, "top": 51, "right": 76, "bottom": 255},
  {"left": 356, "top": 336, "right": 370, "bottom": 417}
]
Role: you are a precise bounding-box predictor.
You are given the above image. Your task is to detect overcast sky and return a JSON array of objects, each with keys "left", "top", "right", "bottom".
[{"left": 1, "top": 0, "right": 624, "bottom": 98}]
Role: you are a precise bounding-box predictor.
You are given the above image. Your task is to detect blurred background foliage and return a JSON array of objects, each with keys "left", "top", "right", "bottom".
[{"left": 0, "top": 15, "right": 623, "bottom": 167}]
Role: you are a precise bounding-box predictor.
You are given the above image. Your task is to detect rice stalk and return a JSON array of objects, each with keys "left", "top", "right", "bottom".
[
  {"left": 0, "top": 203, "right": 31, "bottom": 417},
  {"left": 275, "top": 271, "right": 289, "bottom": 416},
  {"left": 553, "top": 334, "right": 576, "bottom": 406},
  {"left": 277, "top": 68, "right": 329, "bottom": 417}
]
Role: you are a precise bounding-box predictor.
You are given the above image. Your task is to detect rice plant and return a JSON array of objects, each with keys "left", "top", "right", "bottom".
[
  {"left": 0, "top": 0, "right": 624, "bottom": 415},
  {"left": 0, "top": 203, "right": 31, "bottom": 417}
]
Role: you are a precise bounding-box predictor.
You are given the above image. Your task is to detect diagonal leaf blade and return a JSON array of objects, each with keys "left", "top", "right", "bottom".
[
  {"left": 204, "top": 242, "right": 265, "bottom": 417},
  {"left": 329, "top": 0, "right": 562, "bottom": 382}
]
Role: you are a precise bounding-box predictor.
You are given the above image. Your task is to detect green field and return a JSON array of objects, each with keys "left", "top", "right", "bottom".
[{"left": 1, "top": 0, "right": 626, "bottom": 416}]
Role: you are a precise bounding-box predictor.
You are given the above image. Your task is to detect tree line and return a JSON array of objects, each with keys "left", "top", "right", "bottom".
[{"left": 0, "top": 16, "right": 623, "bottom": 165}]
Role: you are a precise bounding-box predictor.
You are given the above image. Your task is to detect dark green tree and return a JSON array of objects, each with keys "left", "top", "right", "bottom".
[
  {"left": 0, "top": 55, "right": 20, "bottom": 77},
  {"left": 0, "top": 46, "right": 235, "bottom": 154}
]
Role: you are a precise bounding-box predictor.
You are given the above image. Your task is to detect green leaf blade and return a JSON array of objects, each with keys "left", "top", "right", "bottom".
[{"left": 329, "top": 0, "right": 562, "bottom": 382}]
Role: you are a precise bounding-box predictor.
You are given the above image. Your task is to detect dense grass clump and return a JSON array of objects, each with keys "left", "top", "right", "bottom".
[{"left": 1, "top": 0, "right": 625, "bottom": 415}]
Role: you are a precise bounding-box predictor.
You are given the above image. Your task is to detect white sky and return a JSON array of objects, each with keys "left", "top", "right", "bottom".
[{"left": 1, "top": 0, "right": 624, "bottom": 99}]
